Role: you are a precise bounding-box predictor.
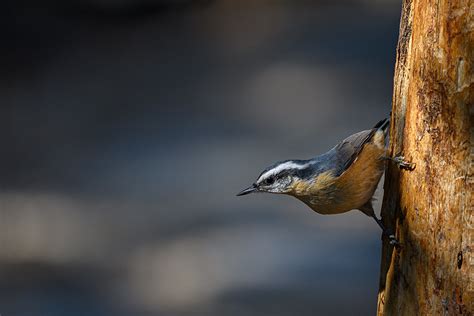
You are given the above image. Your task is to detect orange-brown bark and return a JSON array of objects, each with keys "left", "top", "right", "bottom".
[{"left": 377, "top": 0, "right": 473, "bottom": 315}]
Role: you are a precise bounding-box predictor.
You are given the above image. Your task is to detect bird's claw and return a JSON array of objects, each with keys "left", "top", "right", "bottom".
[
  {"left": 388, "top": 234, "right": 401, "bottom": 248},
  {"left": 392, "top": 155, "right": 415, "bottom": 171}
]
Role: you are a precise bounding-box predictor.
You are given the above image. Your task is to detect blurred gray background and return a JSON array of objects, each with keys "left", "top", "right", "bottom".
[{"left": 1, "top": 0, "right": 399, "bottom": 315}]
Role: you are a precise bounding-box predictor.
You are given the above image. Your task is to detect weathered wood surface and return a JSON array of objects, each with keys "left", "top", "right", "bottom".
[{"left": 377, "top": 0, "right": 473, "bottom": 315}]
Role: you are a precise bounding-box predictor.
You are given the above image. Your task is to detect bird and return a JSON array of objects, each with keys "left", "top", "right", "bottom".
[{"left": 237, "top": 118, "right": 400, "bottom": 244}]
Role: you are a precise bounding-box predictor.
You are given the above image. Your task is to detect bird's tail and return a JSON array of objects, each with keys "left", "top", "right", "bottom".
[
  {"left": 373, "top": 117, "right": 390, "bottom": 131},
  {"left": 373, "top": 114, "right": 391, "bottom": 139},
  {"left": 373, "top": 116, "right": 391, "bottom": 148}
]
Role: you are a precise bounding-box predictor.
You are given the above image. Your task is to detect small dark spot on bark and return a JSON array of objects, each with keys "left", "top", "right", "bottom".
[
  {"left": 399, "top": 207, "right": 407, "bottom": 223},
  {"left": 441, "top": 298, "right": 449, "bottom": 311},
  {"left": 427, "top": 127, "right": 441, "bottom": 142},
  {"left": 438, "top": 232, "right": 445, "bottom": 242},
  {"left": 435, "top": 275, "right": 444, "bottom": 295},
  {"left": 457, "top": 251, "right": 462, "bottom": 269}
]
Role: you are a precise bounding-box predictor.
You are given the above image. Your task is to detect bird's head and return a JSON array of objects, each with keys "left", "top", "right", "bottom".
[{"left": 237, "top": 160, "right": 312, "bottom": 196}]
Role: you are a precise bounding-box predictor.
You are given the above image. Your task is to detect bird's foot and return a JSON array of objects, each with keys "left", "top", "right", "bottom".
[
  {"left": 382, "top": 154, "right": 415, "bottom": 171},
  {"left": 372, "top": 215, "right": 402, "bottom": 248},
  {"left": 392, "top": 155, "right": 415, "bottom": 171},
  {"left": 388, "top": 234, "right": 401, "bottom": 248}
]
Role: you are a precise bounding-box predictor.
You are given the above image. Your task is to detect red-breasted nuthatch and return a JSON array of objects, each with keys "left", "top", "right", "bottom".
[{"left": 237, "top": 118, "right": 408, "bottom": 245}]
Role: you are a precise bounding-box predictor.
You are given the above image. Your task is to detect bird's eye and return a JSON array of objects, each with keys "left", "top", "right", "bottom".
[{"left": 265, "top": 177, "right": 275, "bottom": 185}]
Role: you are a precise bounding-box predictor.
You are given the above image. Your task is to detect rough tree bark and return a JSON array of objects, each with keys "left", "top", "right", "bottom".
[{"left": 377, "top": 0, "right": 473, "bottom": 315}]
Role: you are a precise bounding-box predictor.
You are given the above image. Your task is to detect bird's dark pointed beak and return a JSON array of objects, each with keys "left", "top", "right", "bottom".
[{"left": 236, "top": 184, "right": 257, "bottom": 196}]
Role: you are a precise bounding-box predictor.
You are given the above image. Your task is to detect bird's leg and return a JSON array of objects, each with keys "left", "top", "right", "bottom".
[
  {"left": 382, "top": 153, "right": 415, "bottom": 171},
  {"left": 371, "top": 214, "right": 401, "bottom": 247}
]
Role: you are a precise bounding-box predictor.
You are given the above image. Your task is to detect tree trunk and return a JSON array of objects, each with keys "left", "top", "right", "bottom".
[{"left": 377, "top": 0, "right": 473, "bottom": 315}]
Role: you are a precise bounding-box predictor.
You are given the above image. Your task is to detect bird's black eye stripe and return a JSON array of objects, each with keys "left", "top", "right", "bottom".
[{"left": 265, "top": 177, "right": 275, "bottom": 185}]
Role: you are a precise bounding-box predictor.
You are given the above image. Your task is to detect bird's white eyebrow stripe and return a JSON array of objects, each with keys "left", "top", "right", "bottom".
[{"left": 257, "top": 161, "right": 309, "bottom": 182}]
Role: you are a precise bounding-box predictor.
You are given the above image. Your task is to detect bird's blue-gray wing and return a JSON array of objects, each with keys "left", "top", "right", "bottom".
[
  {"left": 303, "top": 129, "right": 374, "bottom": 178},
  {"left": 331, "top": 118, "right": 389, "bottom": 176},
  {"left": 332, "top": 129, "right": 376, "bottom": 176},
  {"left": 307, "top": 118, "right": 389, "bottom": 178}
]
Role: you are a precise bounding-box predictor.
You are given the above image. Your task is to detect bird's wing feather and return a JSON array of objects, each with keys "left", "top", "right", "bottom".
[
  {"left": 308, "top": 118, "right": 388, "bottom": 178},
  {"left": 333, "top": 129, "right": 375, "bottom": 176}
]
